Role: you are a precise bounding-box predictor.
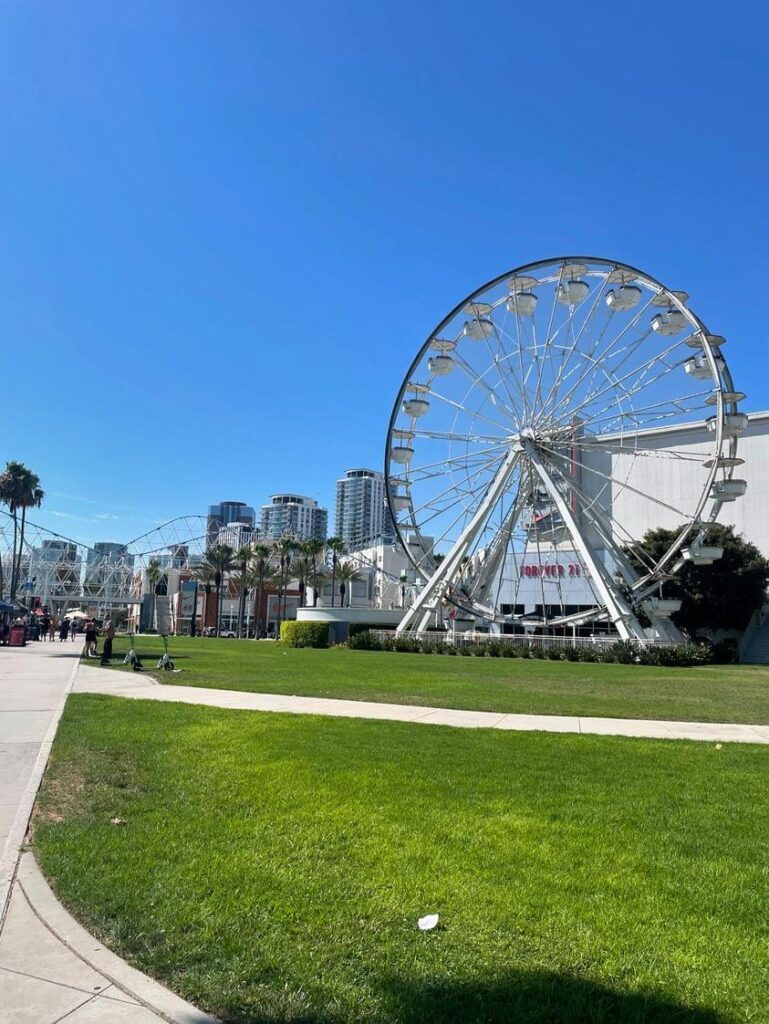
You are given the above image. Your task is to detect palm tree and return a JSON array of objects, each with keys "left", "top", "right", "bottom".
[
  {"left": 274, "top": 536, "right": 298, "bottom": 634},
  {"left": 146, "top": 558, "right": 162, "bottom": 631},
  {"left": 306, "top": 568, "right": 328, "bottom": 608},
  {"left": 250, "top": 544, "right": 273, "bottom": 638},
  {"left": 292, "top": 553, "right": 313, "bottom": 609},
  {"left": 200, "top": 545, "right": 236, "bottom": 636},
  {"left": 327, "top": 537, "right": 345, "bottom": 608},
  {"left": 335, "top": 561, "right": 361, "bottom": 609},
  {"left": 234, "top": 544, "right": 253, "bottom": 638},
  {"left": 192, "top": 562, "right": 216, "bottom": 633},
  {"left": 0, "top": 462, "right": 44, "bottom": 602},
  {"left": 303, "top": 538, "right": 325, "bottom": 607}
]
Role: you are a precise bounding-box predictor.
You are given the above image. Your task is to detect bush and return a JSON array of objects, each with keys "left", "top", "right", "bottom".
[
  {"left": 279, "top": 621, "right": 329, "bottom": 649},
  {"left": 348, "top": 630, "right": 382, "bottom": 651}
]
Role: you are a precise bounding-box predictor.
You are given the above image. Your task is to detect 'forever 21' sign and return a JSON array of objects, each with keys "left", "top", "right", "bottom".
[{"left": 522, "top": 563, "right": 582, "bottom": 578}]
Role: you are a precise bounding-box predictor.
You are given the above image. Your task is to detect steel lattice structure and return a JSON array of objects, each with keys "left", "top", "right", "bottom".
[{"left": 0, "top": 513, "right": 208, "bottom": 613}]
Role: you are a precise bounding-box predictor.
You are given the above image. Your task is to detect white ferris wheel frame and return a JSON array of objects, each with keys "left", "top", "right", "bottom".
[{"left": 384, "top": 256, "right": 744, "bottom": 640}]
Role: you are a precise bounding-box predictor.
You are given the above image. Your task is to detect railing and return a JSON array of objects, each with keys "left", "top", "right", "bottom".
[{"left": 367, "top": 630, "right": 676, "bottom": 650}]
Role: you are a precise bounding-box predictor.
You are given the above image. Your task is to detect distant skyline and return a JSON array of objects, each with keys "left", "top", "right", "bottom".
[{"left": 2, "top": 1, "right": 768, "bottom": 547}]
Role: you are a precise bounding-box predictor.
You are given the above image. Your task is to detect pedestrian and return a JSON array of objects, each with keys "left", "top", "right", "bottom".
[
  {"left": 49, "top": 617, "right": 56, "bottom": 641},
  {"left": 70, "top": 619, "right": 78, "bottom": 642},
  {"left": 102, "top": 618, "right": 114, "bottom": 661},
  {"left": 39, "top": 615, "right": 49, "bottom": 641},
  {"left": 83, "top": 619, "right": 98, "bottom": 659},
  {"left": 59, "top": 619, "right": 69, "bottom": 642}
]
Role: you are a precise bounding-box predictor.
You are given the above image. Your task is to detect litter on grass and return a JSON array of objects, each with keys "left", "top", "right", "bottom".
[{"left": 418, "top": 913, "right": 439, "bottom": 931}]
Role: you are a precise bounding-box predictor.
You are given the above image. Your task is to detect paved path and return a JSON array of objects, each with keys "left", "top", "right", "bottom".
[
  {"left": 0, "top": 644, "right": 216, "bottom": 1023},
  {"left": 75, "top": 662, "right": 769, "bottom": 744}
]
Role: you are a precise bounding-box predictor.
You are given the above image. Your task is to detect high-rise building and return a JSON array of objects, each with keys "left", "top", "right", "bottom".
[
  {"left": 335, "top": 468, "right": 395, "bottom": 550},
  {"left": 260, "top": 495, "right": 328, "bottom": 541},
  {"left": 206, "top": 500, "right": 256, "bottom": 547}
]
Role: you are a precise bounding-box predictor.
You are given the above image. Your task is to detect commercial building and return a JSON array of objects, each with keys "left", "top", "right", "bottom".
[
  {"left": 334, "top": 468, "right": 394, "bottom": 549},
  {"left": 260, "top": 494, "right": 328, "bottom": 541},
  {"left": 206, "top": 500, "right": 256, "bottom": 547}
]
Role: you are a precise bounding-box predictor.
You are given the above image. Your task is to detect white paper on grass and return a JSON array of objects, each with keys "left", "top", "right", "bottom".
[{"left": 418, "top": 914, "right": 439, "bottom": 931}]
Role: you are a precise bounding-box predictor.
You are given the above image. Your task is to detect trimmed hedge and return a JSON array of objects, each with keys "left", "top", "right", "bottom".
[
  {"left": 280, "top": 621, "right": 329, "bottom": 648},
  {"left": 347, "top": 631, "right": 714, "bottom": 667}
]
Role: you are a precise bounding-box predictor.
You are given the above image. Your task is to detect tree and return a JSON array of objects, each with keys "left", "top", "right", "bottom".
[
  {"left": 626, "top": 525, "right": 769, "bottom": 636},
  {"left": 327, "top": 537, "right": 345, "bottom": 608},
  {"left": 193, "top": 562, "right": 216, "bottom": 633},
  {"left": 250, "top": 544, "right": 274, "bottom": 638},
  {"left": 303, "top": 538, "right": 325, "bottom": 606},
  {"left": 292, "top": 553, "right": 313, "bottom": 608},
  {"left": 145, "top": 558, "right": 162, "bottom": 631},
  {"left": 199, "top": 545, "right": 236, "bottom": 636},
  {"left": 334, "top": 561, "right": 361, "bottom": 609},
  {"left": 306, "top": 568, "right": 328, "bottom": 607},
  {"left": 234, "top": 544, "right": 253, "bottom": 638},
  {"left": 0, "top": 462, "right": 44, "bottom": 601},
  {"left": 275, "top": 536, "right": 298, "bottom": 633}
]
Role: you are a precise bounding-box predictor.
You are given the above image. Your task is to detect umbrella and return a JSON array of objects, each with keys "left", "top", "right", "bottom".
[{"left": 65, "top": 610, "right": 89, "bottom": 619}]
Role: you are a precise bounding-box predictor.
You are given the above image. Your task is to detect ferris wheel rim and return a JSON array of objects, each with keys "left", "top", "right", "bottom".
[{"left": 385, "top": 256, "right": 738, "bottom": 630}]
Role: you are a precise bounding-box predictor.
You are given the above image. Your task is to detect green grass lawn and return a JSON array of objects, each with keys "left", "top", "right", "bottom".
[
  {"left": 35, "top": 695, "right": 768, "bottom": 1023},
  {"left": 88, "top": 635, "right": 769, "bottom": 724}
]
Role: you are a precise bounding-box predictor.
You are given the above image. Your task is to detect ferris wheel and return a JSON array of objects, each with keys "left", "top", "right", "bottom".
[{"left": 385, "top": 256, "right": 747, "bottom": 640}]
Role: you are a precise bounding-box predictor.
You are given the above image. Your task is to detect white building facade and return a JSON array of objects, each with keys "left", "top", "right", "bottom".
[
  {"left": 335, "top": 468, "right": 394, "bottom": 549},
  {"left": 260, "top": 494, "right": 328, "bottom": 541}
]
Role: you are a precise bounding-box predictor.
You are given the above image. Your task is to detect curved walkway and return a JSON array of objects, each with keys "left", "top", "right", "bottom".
[
  {"left": 0, "top": 645, "right": 216, "bottom": 1023},
  {"left": 75, "top": 664, "right": 769, "bottom": 745}
]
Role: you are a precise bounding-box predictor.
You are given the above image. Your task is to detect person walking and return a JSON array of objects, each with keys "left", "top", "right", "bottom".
[
  {"left": 59, "top": 618, "right": 69, "bottom": 642},
  {"left": 101, "top": 618, "right": 115, "bottom": 661},
  {"left": 83, "top": 619, "right": 98, "bottom": 659},
  {"left": 49, "top": 617, "right": 56, "bottom": 641}
]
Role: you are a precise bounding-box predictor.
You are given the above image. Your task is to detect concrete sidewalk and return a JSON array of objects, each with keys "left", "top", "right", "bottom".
[
  {"left": 0, "top": 644, "right": 217, "bottom": 1023},
  {"left": 75, "top": 663, "right": 769, "bottom": 744}
]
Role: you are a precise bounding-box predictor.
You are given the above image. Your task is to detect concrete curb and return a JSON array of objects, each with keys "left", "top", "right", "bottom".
[
  {"left": 18, "top": 852, "right": 219, "bottom": 1024},
  {"left": 0, "top": 654, "right": 81, "bottom": 923}
]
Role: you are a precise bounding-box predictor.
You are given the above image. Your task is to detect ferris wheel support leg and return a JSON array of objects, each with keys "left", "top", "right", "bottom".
[
  {"left": 398, "top": 448, "right": 521, "bottom": 635},
  {"left": 523, "top": 444, "right": 646, "bottom": 642}
]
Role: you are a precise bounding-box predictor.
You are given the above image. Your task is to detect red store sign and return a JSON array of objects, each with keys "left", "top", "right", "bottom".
[{"left": 522, "top": 563, "right": 583, "bottom": 578}]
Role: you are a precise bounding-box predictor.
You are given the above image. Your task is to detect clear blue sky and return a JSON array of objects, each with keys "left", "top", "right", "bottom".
[{"left": 1, "top": 1, "right": 767, "bottom": 545}]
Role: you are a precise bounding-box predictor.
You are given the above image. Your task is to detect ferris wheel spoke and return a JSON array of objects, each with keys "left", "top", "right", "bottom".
[
  {"left": 410, "top": 428, "right": 508, "bottom": 445},
  {"left": 530, "top": 265, "right": 566, "bottom": 418},
  {"left": 405, "top": 442, "right": 511, "bottom": 479},
  {"left": 536, "top": 280, "right": 613, "bottom": 425},
  {"left": 485, "top": 306, "right": 528, "bottom": 420},
  {"left": 426, "top": 387, "right": 513, "bottom": 434},
  {"left": 563, "top": 335, "right": 694, "bottom": 425},
  {"left": 536, "top": 439, "right": 696, "bottom": 521},
  {"left": 559, "top": 292, "right": 659, "bottom": 414},
  {"left": 449, "top": 350, "right": 521, "bottom": 422},
  {"left": 578, "top": 395, "right": 712, "bottom": 436},
  {"left": 405, "top": 457, "right": 505, "bottom": 522},
  {"left": 573, "top": 438, "right": 712, "bottom": 463}
]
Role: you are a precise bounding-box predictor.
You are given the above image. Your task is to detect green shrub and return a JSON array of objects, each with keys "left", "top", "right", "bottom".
[
  {"left": 348, "top": 630, "right": 382, "bottom": 651},
  {"left": 279, "top": 621, "right": 329, "bottom": 649}
]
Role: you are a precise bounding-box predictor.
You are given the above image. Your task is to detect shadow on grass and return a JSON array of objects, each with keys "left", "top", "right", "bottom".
[{"left": 218, "top": 969, "right": 730, "bottom": 1023}]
